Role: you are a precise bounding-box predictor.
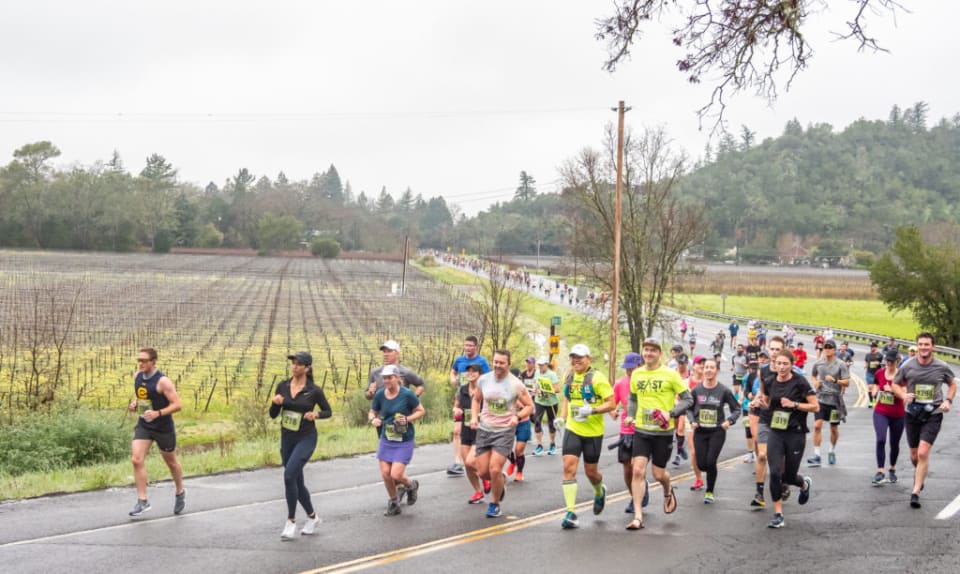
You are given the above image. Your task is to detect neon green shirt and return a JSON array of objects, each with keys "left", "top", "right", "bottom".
[
  {"left": 564, "top": 368, "right": 613, "bottom": 438},
  {"left": 629, "top": 365, "right": 686, "bottom": 435}
]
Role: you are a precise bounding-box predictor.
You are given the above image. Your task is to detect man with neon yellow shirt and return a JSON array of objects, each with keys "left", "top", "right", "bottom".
[
  {"left": 554, "top": 343, "right": 616, "bottom": 529},
  {"left": 624, "top": 337, "right": 694, "bottom": 531}
]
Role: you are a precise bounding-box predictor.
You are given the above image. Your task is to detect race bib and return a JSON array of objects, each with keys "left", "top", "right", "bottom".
[
  {"left": 742, "top": 416, "right": 750, "bottom": 427},
  {"left": 137, "top": 399, "right": 152, "bottom": 416},
  {"left": 538, "top": 378, "right": 555, "bottom": 395},
  {"left": 915, "top": 384, "right": 936, "bottom": 403},
  {"left": 698, "top": 409, "right": 718, "bottom": 427},
  {"left": 384, "top": 423, "right": 405, "bottom": 442},
  {"left": 280, "top": 410, "right": 302, "bottom": 431},
  {"left": 488, "top": 398, "right": 509, "bottom": 414},
  {"left": 640, "top": 409, "right": 661, "bottom": 430},
  {"left": 829, "top": 408, "right": 840, "bottom": 423},
  {"left": 879, "top": 392, "right": 895, "bottom": 406},
  {"left": 771, "top": 410, "right": 790, "bottom": 430},
  {"left": 870, "top": 361, "right": 880, "bottom": 369},
  {"left": 462, "top": 408, "right": 471, "bottom": 421}
]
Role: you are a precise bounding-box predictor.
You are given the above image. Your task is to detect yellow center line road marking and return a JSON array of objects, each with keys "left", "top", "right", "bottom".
[
  {"left": 851, "top": 373, "right": 868, "bottom": 408},
  {"left": 300, "top": 458, "right": 743, "bottom": 574}
]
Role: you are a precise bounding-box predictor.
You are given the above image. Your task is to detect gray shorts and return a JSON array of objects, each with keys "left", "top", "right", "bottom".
[
  {"left": 755, "top": 423, "right": 770, "bottom": 445},
  {"left": 474, "top": 428, "right": 515, "bottom": 457}
]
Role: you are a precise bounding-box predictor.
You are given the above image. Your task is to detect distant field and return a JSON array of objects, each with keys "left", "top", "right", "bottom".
[{"left": 676, "top": 293, "right": 919, "bottom": 339}]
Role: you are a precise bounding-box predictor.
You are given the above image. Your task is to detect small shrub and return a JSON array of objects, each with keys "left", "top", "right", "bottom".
[{"left": 310, "top": 237, "right": 341, "bottom": 258}]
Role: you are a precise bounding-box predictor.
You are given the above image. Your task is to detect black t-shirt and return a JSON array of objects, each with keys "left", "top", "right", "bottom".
[
  {"left": 759, "top": 373, "right": 816, "bottom": 433},
  {"left": 745, "top": 345, "right": 761, "bottom": 366},
  {"left": 864, "top": 352, "right": 884, "bottom": 374},
  {"left": 456, "top": 383, "right": 482, "bottom": 422}
]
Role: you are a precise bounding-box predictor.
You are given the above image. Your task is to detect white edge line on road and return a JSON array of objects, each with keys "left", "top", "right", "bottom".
[{"left": 935, "top": 493, "right": 960, "bottom": 520}]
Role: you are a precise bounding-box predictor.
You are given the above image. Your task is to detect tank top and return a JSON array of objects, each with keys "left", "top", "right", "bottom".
[{"left": 135, "top": 370, "right": 174, "bottom": 433}]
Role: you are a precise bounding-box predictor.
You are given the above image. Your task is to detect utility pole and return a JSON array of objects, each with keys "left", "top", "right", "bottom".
[{"left": 609, "top": 100, "right": 630, "bottom": 383}]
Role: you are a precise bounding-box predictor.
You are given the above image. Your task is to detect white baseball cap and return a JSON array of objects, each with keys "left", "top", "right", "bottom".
[
  {"left": 569, "top": 344, "right": 591, "bottom": 357},
  {"left": 379, "top": 340, "right": 400, "bottom": 352}
]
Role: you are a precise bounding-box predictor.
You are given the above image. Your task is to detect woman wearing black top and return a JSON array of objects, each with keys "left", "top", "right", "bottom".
[
  {"left": 269, "top": 352, "right": 332, "bottom": 540},
  {"left": 756, "top": 350, "right": 819, "bottom": 529}
]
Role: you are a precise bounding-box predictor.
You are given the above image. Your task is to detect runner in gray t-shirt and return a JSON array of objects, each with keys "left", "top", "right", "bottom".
[
  {"left": 807, "top": 340, "right": 850, "bottom": 467},
  {"left": 891, "top": 333, "right": 958, "bottom": 509}
]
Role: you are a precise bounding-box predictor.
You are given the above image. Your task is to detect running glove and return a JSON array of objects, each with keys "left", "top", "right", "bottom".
[
  {"left": 554, "top": 417, "right": 565, "bottom": 431},
  {"left": 575, "top": 405, "right": 594, "bottom": 421}
]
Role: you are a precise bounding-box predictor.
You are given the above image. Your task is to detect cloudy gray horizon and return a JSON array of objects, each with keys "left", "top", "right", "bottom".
[{"left": 1, "top": 1, "right": 956, "bottom": 216}]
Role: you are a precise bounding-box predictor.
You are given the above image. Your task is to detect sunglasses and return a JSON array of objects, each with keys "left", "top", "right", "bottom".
[{"left": 137, "top": 358, "right": 153, "bottom": 363}]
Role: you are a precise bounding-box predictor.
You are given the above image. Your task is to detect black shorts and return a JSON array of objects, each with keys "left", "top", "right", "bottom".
[
  {"left": 632, "top": 432, "right": 674, "bottom": 468},
  {"left": 461, "top": 425, "right": 477, "bottom": 447},
  {"left": 133, "top": 426, "right": 177, "bottom": 452},
  {"left": 815, "top": 404, "right": 842, "bottom": 426},
  {"left": 562, "top": 431, "right": 603, "bottom": 464},
  {"left": 617, "top": 434, "right": 634, "bottom": 464},
  {"left": 906, "top": 412, "right": 943, "bottom": 448}
]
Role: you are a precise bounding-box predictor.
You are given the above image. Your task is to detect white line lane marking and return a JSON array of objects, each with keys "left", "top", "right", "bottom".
[{"left": 935, "top": 493, "right": 960, "bottom": 520}]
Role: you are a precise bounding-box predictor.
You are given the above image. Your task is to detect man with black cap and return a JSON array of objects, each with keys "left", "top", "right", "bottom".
[
  {"left": 808, "top": 339, "right": 849, "bottom": 467},
  {"left": 864, "top": 341, "right": 884, "bottom": 407},
  {"left": 667, "top": 344, "right": 684, "bottom": 370}
]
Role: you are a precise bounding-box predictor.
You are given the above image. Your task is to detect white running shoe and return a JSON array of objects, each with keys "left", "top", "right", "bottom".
[
  {"left": 281, "top": 521, "right": 297, "bottom": 540},
  {"left": 301, "top": 515, "right": 321, "bottom": 535}
]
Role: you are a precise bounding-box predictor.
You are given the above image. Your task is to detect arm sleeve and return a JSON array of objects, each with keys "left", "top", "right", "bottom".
[
  {"left": 314, "top": 388, "right": 332, "bottom": 419},
  {"left": 670, "top": 390, "right": 694, "bottom": 419},
  {"left": 627, "top": 390, "right": 638, "bottom": 419}
]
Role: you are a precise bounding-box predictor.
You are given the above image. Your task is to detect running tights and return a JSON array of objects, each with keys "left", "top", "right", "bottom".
[
  {"left": 281, "top": 432, "right": 318, "bottom": 520},
  {"left": 693, "top": 429, "right": 726, "bottom": 493},
  {"left": 873, "top": 411, "right": 904, "bottom": 469},
  {"left": 766, "top": 430, "right": 805, "bottom": 503}
]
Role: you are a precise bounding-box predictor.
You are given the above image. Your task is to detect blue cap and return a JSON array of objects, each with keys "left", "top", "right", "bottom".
[{"left": 620, "top": 352, "right": 643, "bottom": 369}]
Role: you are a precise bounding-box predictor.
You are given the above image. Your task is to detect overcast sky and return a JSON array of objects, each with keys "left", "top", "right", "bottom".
[{"left": 1, "top": 1, "right": 956, "bottom": 216}]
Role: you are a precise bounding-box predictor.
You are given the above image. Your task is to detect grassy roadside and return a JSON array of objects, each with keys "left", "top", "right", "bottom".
[{"left": 0, "top": 420, "right": 454, "bottom": 501}]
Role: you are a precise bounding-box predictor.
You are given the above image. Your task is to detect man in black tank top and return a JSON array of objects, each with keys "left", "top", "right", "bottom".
[{"left": 127, "top": 347, "right": 185, "bottom": 517}]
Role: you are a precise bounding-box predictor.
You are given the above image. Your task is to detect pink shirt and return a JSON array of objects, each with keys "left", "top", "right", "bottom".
[{"left": 613, "top": 375, "right": 635, "bottom": 435}]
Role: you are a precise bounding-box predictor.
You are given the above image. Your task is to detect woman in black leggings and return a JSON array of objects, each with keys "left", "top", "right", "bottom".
[
  {"left": 688, "top": 358, "right": 741, "bottom": 503},
  {"left": 870, "top": 350, "right": 905, "bottom": 485},
  {"left": 758, "top": 350, "right": 819, "bottom": 529}
]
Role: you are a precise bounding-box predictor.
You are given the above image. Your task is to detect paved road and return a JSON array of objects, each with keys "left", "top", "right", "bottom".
[{"left": 3, "top": 396, "right": 960, "bottom": 574}]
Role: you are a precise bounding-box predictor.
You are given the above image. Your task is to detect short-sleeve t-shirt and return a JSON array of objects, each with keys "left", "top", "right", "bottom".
[
  {"left": 456, "top": 383, "right": 481, "bottom": 423},
  {"left": 534, "top": 369, "right": 560, "bottom": 406},
  {"left": 812, "top": 359, "right": 849, "bottom": 406},
  {"left": 563, "top": 368, "right": 613, "bottom": 438},
  {"left": 894, "top": 357, "right": 957, "bottom": 404},
  {"left": 630, "top": 365, "right": 687, "bottom": 435},
  {"left": 864, "top": 352, "right": 884, "bottom": 375},
  {"left": 759, "top": 373, "right": 816, "bottom": 433},
  {"left": 478, "top": 372, "right": 525, "bottom": 432},
  {"left": 371, "top": 387, "right": 420, "bottom": 442},
  {"left": 451, "top": 355, "right": 491, "bottom": 384},
  {"left": 613, "top": 375, "right": 634, "bottom": 435},
  {"left": 368, "top": 364, "right": 425, "bottom": 394}
]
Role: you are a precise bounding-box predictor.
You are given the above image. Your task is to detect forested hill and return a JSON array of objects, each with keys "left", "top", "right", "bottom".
[{"left": 681, "top": 103, "right": 960, "bottom": 258}]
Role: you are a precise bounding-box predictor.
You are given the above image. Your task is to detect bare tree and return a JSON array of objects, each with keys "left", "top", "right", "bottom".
[
  {"left": 472, "top": 266, "right": 524, "bottom": 353},
  {"left": 561, "top": 126, "right": 708, "bottom": 350},
  {"left": 596, "top": 0, "right": 907, "bottom": 126}
]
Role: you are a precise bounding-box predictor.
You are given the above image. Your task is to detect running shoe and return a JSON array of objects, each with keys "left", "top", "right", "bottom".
[
  {"left": 750, "top": 493, "right": 766, "bottom": 508},
  {"left": 446, "top": 463, "right": 465, "bottom": 476},
  {"left": 625, "top": 499, "right": 634, "bottom": 514},
  {"left": 482, "top": 479, "right": 491, "bottom": 494},
  {"left": 872, "top": 471, "right": 886, "bottom": 486},
  {"left": 301, "top": 515, "right": 321, "bottom": 535},
  {"left": 678, "top": 445, "right": 689, "bottom": 461},
  {"left": 828, "top": 452, "right": 836, "bottom": 465},
  {"left": 593, "top": 484, "right": 606, "bottom": 515},
  {"left": 384, "top": 499, "right": 402, "bottom": 516},
  {"left": 506, "top": 462, "right": 516, "bottom": 476},
  {"left": 129, "top": 499, "right": 151, "bottom": 517},
  {"left": 742, "top": 452, "right": 755, "bottom": 464},
  {"left": 486, "top": 503, "right": 502, "bottom": 518},
  {"left": 396, "top": 484, "right": 407, "bottom": 504},
  {"left": 406, "top": 480, "right": 420, "bottom": 505},
  {"left": 671, "top": 454, "right": 681, "bottom": 467},
  {"left": 807, "top": 455, "right": 821, "bottom": 467},
  {"left": 799, "top": 476, "right": 812, "bottom": 505},
  {"left": 767, "top": 513, "right": 785, "bottom": 528},
  {"left": 910, "top": 493, "right": 921, "bottom": 509},
  {"left": 532, "top": 445, "right": 544, "bottom": 456},
  {"left": 468, "top": 491, "right": 485, "bottom": 504},
  {"left": 547, "top": 444, "right": 557, "bottom": 456},
  {"left": 174, "top": 490, "right": 186, "bottom": 515},
  {"left": 642, "top": 480, "right": 650, "bottom": 508},
  {"left": 782, "top": 485, "right": 791, "bottom": 501},
  {"left": 561, "top": 511, "right": 579, "bottom": 529},
  {"left": 281, "top": 520, "right": 297, "bottom": 540},
  {"left": 690, "top": 479, "right": 704, "bottom": 491},
  {"left": 514, "top": 472, "right": 524, "bottom": 483},
  {"left": 888, "top": 469, "right": 898, "bottom": 484},
  {"left": 704, "top": 492, "right": 715, "bottom": 504}
]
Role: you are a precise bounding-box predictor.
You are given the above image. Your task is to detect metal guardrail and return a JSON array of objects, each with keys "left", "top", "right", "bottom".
[{"left": 691, "top": 309, "right": 960, "bottom": 363}]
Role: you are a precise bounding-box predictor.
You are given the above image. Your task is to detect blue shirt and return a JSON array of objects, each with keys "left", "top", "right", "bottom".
[{"left": 451, "top": 355, "right": 491, "bottom": 384}]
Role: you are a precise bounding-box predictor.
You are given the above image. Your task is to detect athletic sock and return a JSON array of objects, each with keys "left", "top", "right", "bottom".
[
  {"left": 676, "top": 435, "right": 685, "bottom": 450},
  {"left": 756, "top": 482, "right": 764, "bottom": 496},
  {"left": 508, "top": 452, "right": 516, "bottom": 464},
  {"left": 814, "top": 447, "right": 821, "bottom": 457},
  {"left": 516, "top": 455, "right": 526, "bottom": 473},
  {"left": 593, "top": 480, "right": 604, "bottom": 497},
  {"left": 829, "top": 444, "right": 835, "bottom": 454},
  {"left": 562, "top": 480, "right": 578, "bottom": 512}
]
